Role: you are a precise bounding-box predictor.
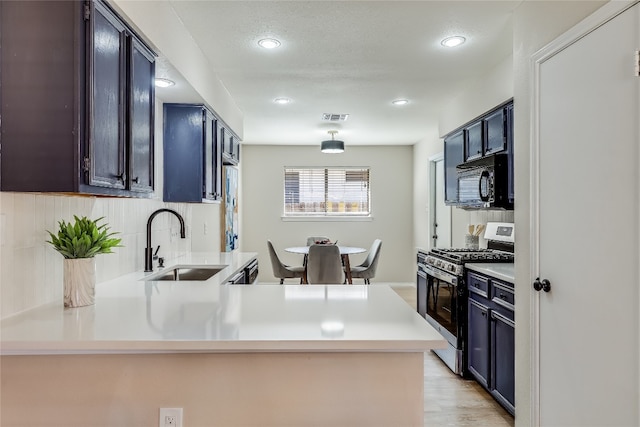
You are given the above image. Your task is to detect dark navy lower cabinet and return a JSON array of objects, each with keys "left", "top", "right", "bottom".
[
  {"left": 466, "top": 270, "right": 515, "bottom": 416},
  {"left": 492, "top": 310, "right": 515, "bottom": 414},
  {"left": 468, "top": 298, "right": 490, "bottom": 388}
]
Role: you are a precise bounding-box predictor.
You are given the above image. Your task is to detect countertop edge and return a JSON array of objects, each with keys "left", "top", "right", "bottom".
[
  {"left": 0, "top": 339, "right": 448, "bottom": 356},
  {"left": 465, "top": 263, "right": 515, "bottom": 283}
]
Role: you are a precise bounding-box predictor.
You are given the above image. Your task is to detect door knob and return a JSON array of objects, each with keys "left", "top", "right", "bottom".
[{"left": 533, "top": 278, "right": 551, "bottom": 292}]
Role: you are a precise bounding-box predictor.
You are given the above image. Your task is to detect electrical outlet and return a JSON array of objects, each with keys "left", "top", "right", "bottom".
[{"left": 159, "top": 408, "right": 183, "bottom": 427}]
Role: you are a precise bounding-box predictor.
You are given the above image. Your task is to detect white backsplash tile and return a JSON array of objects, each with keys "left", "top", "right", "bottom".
[
  {"left": 0, "top": 192, "right": 194, "bottom": 319},
  {"left": 452, "top": 208, "right": 514, "bottom": 248}
]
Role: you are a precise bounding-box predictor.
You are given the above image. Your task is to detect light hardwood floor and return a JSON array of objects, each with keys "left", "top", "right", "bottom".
[{"left": 388, "top": 283, "right": 515, "bottom": 427}]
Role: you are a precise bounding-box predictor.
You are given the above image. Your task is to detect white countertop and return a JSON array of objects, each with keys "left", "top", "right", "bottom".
[
  {"left": 1, "top": 252, "right": 446, "bottom": 355},
  {"left": 465, "top": 263, "right": 515, "bottom": 283}
]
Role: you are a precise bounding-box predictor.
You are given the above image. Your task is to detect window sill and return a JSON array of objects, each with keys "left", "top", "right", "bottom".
[{"left": 281, "top": 215, "right": 373, "bottom": 222}]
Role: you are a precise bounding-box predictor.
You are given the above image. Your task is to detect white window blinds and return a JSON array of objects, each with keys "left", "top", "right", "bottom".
[{"left": 284, "top": 167, "right": 370, "bottom": 216}]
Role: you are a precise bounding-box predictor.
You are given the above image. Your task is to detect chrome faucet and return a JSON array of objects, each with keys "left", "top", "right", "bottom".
[{"left": 145, "top": 208, "right": 186, "bottom": 272}]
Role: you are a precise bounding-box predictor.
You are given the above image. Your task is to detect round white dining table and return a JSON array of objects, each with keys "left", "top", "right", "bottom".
[{"left": 284, "top": 246, "right": 366, "bottom": 284}]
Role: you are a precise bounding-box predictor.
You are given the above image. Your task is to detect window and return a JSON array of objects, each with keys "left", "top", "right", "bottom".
[{"left": 284, "top": 167, "right": 370, "bottom": 216}]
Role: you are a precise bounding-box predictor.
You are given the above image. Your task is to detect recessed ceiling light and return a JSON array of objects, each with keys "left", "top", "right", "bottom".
[
  {"left": 258, "top": 38, "right": 281, "bottom": 49},
  {"left": 441, "top": 36, "right": 466, "bottom": 48},
  {"left": 392, "top": 99, "right": 409, "bottom": 106},
  {"left": 155, "top": 78, "right": 175, "bottom": 88},
  {"left": 274, "top": 97, "right": 291, "bottom": 104}
]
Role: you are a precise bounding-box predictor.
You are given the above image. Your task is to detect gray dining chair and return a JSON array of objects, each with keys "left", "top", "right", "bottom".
[
  {"left": 306, "top": 244, "right": 344, "bottom": 284},
  {"left": 349, "top": 239, "right": 382, "bottom": 284},
  {"left": 267, "top": 240, "right": 305, "bottom": 284}
]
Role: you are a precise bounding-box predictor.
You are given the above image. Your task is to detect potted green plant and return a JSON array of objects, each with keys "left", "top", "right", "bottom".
[{"left": 47, "top": 216, "right": 122, "bottom": 308}]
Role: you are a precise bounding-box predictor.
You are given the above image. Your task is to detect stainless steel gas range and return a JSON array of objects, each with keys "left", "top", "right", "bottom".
[{"left": 417, "top": 222, "right": 514, "bottom": 375}]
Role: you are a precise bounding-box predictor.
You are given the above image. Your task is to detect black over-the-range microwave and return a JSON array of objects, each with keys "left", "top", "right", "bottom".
[{"left": 456, "top": 154, "right": 513, "bottom": 209}]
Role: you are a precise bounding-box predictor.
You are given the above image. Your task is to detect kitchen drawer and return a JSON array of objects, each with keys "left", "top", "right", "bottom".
[
  {"left": 491, "top": 281, "right": 514, "bottom": 312},
  {"left": 467, "top": 272, "right": 489, "bottom": 298}
]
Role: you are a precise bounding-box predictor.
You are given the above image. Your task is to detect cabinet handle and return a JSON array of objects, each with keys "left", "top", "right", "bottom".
[
  {"left": 499, "top": 293, "right": 507, "bottom": 300},
  {"left": 132, "top": 176, "right": 139, "bottom": 184},
  {"left": 114, "top": 173, "right": 125, "bottom": 183}
]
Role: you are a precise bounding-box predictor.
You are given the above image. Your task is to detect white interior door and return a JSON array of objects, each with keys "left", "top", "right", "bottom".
[
  {"left": 431, "top": 155, "right": 451, "bottom": 248},
  {"left": 533, "top": 4, "right": 639, "bottom": 425}
]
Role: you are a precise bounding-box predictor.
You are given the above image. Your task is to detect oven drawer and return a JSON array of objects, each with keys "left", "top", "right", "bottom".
[
  {"left": 468, "top": 272, "right": 489, "bottom": 298},
  {"left": 491, "top": 281, "right": 514, "bottom": 312}
]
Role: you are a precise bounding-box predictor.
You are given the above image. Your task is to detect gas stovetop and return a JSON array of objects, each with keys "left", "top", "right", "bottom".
[
  {"left": 430, "top": 248, "right": 514, "bottom": 263},
  {"left": 425, "top": 248, "right": 514, "bottom": 276}
]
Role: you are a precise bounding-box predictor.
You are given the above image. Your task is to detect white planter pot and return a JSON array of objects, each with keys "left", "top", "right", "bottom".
[{"left": 63, "top": 258, "right": 96, "bottom": 308}]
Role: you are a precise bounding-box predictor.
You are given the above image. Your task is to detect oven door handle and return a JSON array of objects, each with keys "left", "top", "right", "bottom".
[{"left": 423, "top": 264, "right": 458, "bottom": 285}]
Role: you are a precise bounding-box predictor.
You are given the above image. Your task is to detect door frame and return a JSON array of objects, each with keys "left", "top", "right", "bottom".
[
  {"left": 428, "top": 152, "right": 450, "bottom": 250},
  {"left": 529, "top": 2, "right": 638, "bottom": 424}
]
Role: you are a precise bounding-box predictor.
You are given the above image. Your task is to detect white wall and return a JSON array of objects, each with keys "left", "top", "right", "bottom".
[
  {"left": 241, "top": 145, "right": 414, "bottom": 284},
  {"left": 438, "top": 54, "right": 515, "bottom": 138},
  {"left": 412, "top": 130, "right": 441, "bottom": 251}
]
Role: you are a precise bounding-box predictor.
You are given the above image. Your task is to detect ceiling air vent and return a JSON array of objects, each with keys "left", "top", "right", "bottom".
[{"left": 322, "top": 113, "right": 349, "bottom": 121}]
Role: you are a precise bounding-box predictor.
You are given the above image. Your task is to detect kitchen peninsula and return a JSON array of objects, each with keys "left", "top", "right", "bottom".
[{"left": 1, "top": 252, "right": 446, "bottom": 427}]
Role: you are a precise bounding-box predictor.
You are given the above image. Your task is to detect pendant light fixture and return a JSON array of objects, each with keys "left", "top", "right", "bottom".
[{"left": 321, "top": 130, "right": 345, "bottom": 153}]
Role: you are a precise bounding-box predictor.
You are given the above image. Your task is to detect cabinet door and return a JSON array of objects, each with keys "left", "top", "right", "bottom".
[
  {"left": 232, "top": 137, "right": 240, "bottom": 164},
  {"left": 491, "top": 310, "right": 515, "bottom": 413},
  {"left": 128, "top": 36, "right": 154, "bottom": 192},
  {"left": 467, "top": 298, "right": 490, "bottom": 388},
  {"left": 464, "top": 121, "right": 483, "bottom": 161},
  {"left": 484, "top": 108, "right": 506, "bottom": 155},
  {"left": 443, "top": 130, "right": 464, "bottom": 205},
  {"left": 203, "top": 111, "right": 215, "bottom": 200},
  {"left": 506, "top": 103, "right": 514, "bottom": 203},
  {"left": 163, "top": 105, "right": 204, "bottom": 202},
  {"left": 222, "top": 128, "right": 237, "bottom": 164},
  {"left": 417, "top": 270, "right": 427, "bottom": 318},
  {"left": 212, "top": 118, "right": 223, "bottom": 200},
  {"left": 88, "top": 1, "right": 126, "bottom": 189}
]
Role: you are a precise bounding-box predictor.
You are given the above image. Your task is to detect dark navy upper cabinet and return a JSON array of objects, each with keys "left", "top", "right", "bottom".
[
  {"left": 0, "top": 0, "right": 155, "bottom": 197},
  {"left": 88, "top": 1, "right": 127, "bottom": 190},
  {"left": 484, "top": 108, "right": 507, "bottom": 156},
  {"left": 464, "top": 121, "right": 483, "bottom": 162},
  {"left": 506, "top": 103, "right": 515, "bottom": 205},
  {"left": 444, "top": 130, "right": 464, "bottom": 205},
  {"left": 222, "top": 127, "right": 241, "bottom": 165},
  {"left": 128, "top": 37, "right": 155, "bottom": 193},
  {"left": 163, "top": 104, "right": 221, "bottom": 203}
]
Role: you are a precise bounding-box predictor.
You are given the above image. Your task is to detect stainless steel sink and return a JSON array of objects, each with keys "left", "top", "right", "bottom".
[{"left": 143, "top": 266, "right": 226, "bottom": 281}]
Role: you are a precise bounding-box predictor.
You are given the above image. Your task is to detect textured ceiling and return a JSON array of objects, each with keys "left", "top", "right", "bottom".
[{"left": 161, "top": 1, "right": 520, "bottom": 146}]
